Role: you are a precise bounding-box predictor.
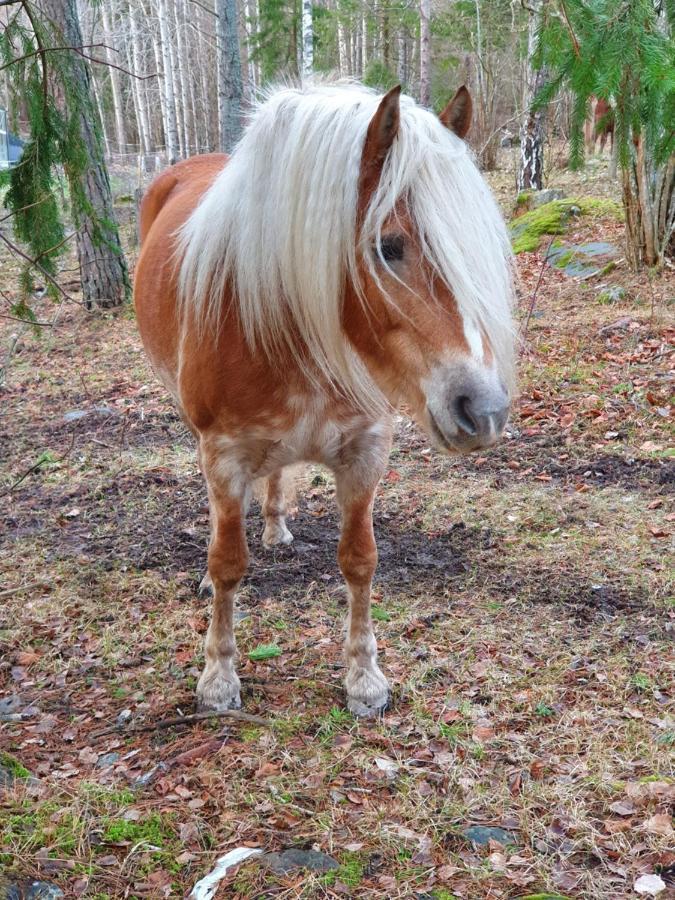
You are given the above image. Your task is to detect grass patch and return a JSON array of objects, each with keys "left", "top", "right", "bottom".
[
  {"left": 248, "top": 643, "right": 282, "bottom": 661},
  {"left": 0, "top": 752, "right": 31, "bottom": 780}
]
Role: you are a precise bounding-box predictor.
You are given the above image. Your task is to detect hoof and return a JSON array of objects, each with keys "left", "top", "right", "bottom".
[
  {"left": 345, "top": 666, "right": 390, "bottom": 719},
  {"left": 347, "top": 692, "right": 390, "bottom": 718},
  {"left": 262, "top": 520, "right": 294, "bottom": 548},
  {"left": 197, "top": 669, "right": 241, "bottom": 712},
  {"left": 198, "top": 572, "right": 213, "bottom": 600}
]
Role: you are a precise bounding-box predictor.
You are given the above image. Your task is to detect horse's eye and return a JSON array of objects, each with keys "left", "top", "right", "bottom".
[{"left": 377, "top": 235, "right": 405, "bottom": 263}]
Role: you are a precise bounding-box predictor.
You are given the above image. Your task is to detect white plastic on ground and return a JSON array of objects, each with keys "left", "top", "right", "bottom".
[{"left": 189, "top": 847, "right": 263, "bottom": 899}]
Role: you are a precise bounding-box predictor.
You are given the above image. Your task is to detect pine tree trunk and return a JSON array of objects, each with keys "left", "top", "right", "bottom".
[
  {"left": 216, "top": 0, "right": 243, "bottom": 152},
  {"left": 517, "top": 0, "right": 547, "bottom": 192},
  {"left": 39, "top": 0, "right": 130, "bottom": 308},
  {"left": 419, "top": 0, "right": 430, "bottom": 107}
]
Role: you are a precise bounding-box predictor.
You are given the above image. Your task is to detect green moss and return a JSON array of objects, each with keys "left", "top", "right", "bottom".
[
  {"left": 322, "top": 852, "right": 364, "bottom": 888},
  {"left": 0, "top": 752, "right": 31, "bottom": 779},
  {"left": 101, "top": 812, "right": 174, "bottom": 847},
  {"left": 509, "top": 197, "right": 624, "bottom": 254}
]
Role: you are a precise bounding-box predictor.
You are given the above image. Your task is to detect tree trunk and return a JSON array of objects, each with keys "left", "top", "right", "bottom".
[
  {"left": 216, "top": 0, "right": 243, "bottom": 151},
  {"left": 100, "top": 1, "right": 127, "bottom": 154},
  {"left": 419, "top": 0, "right": 430, "bottom": 107},
  {"left": 39, "top": 0, "right": 130, "bottom": 308},
  {"left": 301, "top": 0, "right": 313, "bottom": 82},
  {"left": 517, "top": 0, "right": 547, "bottom": 192},
  {"left": 129, "top": 4, "right": 153, "bottom": 155},
  {"left": 156, "top": 0, "right": 180, "bottom": 163}
]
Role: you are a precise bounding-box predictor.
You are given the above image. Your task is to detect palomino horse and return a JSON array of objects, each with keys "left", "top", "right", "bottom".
[{"left": 135, "top": 83, "right": 515, "bottom": 717}]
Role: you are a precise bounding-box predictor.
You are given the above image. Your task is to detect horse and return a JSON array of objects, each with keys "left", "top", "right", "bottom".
[
  {"left": 585, "top": 96, "right": 614, "bottom": 155},
  {"left": 134, "top": 82, "right": 516, "bottom": 718}
]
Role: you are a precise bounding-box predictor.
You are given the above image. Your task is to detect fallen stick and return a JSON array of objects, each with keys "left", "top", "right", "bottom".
[{"left": 92, "top": 708, "right": 271, "bottom": 739}]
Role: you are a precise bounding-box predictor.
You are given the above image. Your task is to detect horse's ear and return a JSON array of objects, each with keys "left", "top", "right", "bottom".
[
  {"left": 439, "top": 85, "right": 472, "bottom": 139},
  {"left": 359, "top": 85, "right": 401, "bottom": 206}
]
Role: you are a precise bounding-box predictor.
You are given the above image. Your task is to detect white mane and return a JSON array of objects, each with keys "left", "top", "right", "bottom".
[{"left": 177, "top": 82, "right": 515, "bottom": 412}]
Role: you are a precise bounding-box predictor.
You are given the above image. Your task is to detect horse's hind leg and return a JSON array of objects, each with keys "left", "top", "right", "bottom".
[
  {"left": 196, "top": 441, "right": 249, "bottom": 711},
  {"left": 262, "top": 468, "right": 294, "bottom": 548}
]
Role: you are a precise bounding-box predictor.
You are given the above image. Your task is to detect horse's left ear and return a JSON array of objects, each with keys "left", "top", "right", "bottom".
[{"left": 439, "top": 86, "right": 472, "bottom": 139}]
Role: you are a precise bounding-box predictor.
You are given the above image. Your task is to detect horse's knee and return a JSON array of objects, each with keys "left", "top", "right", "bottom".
[
  {"left": 338, "top": 541, "right": 377, "bottom": 586},
  {"left": 208, "top": 538, "right": 249, "bottom": 590}
]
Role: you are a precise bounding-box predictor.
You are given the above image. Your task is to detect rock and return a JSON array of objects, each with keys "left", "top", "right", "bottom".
[
  {"left": 0, "top": 696, "right": 23, "bottom": 717},
  {"left": 597, "top": 286, "right": 626, "bottom": 305},
  {"left": 531, "top": 188, "right": 566, "bottom": 207},
  {"left": 116, "top": 708, "right": 132, "bottom": 726},
  {"left": 0, "top": 752, "right": 34, "bottom": 789},
  {"left": 461, "top": 825, "right": 518, "bottom": 847},
  {"left": 547, "top": 240, "right": 619, "bottom": 279},
  {"left": 96, "top": 752, "right": 120, "bottom": 769},
  {"left": 0, "top": 879, "right": 64, "bottom": 899},
  {"left": 62, "top": 406, "right": 118, "bottom": 423},
  {"left": 260, "top": 849, "right": 339, "bottom": 875}
]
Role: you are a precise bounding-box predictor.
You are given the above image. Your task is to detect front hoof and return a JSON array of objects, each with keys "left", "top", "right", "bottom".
[
  {"left": 198, "top": 572, "right": 213, "bottom": 600},
  {"left": 262, "top": 520, "right": 294, "bottom": 548},
  {"left": 347, "top": 692, "right": 390, "bottom": 718},
  {"left": 197, "top": 669, "right": 241, "bottom": 712},
  {"left": 345, "top": 668, "right": 390, "bottom": 719}
]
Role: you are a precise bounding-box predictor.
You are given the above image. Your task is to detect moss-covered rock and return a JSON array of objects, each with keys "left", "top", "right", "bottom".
[{"left": 509, "top": 197, "right": 623, "bottom": 254}]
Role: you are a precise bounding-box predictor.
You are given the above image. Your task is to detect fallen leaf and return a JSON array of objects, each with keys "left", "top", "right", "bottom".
[
  {"left": 643, "top": 813, "right": 674, "bottom": 837},
  {"left": 609, "top": 800, "right": 636, "bottom": 816}
]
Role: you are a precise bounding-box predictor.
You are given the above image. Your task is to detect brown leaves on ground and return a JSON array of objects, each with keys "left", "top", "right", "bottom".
[{"left": 0, "top": 167, "right": 673, "bottom": 898}]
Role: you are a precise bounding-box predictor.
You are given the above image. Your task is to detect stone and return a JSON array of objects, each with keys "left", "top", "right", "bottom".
[
  {"left": 461, "top": 825, "right": 518, "bottom": 847},
  {"left": 531, "top": 188, "right": 566, "bottom": 207},
  {"left": 260, "top": 849, "right": 339, "bottom": 875},
  {"left": 596, "top": 286, "right": 626, "bottom": 305},
  {"left": 0, "top": 879, "right": 64, "bottom": 899},
  {"left": 62, "top": 406, "right": 118, "bottom": 423},
  {"left": 0, "top": 696, "right": 23, "bottom": 718},
  {"left": 96, "top": 752, "right": 120, "bottom": 769}
]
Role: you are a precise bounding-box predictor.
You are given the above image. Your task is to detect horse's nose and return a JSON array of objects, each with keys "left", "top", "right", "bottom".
[{"left": 452, "top": 388, "right": 509, "bottom": 446}]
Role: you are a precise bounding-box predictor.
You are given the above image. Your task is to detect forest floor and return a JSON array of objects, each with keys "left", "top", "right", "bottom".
[{"left": 0, "top": 153, "right": 673, "bottom": 900}]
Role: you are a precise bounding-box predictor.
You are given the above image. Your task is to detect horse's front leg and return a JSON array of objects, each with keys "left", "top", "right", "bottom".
[
  {"left": 333, "top": 427, "right": 392, "bottom": 717},
  {"left": 196, "top": 443, "right": 250, "bottom": 711}
]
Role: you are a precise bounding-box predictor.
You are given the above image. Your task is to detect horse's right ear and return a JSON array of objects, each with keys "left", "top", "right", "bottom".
[{"left": 359, "top": 85, "right": 401, "bottom": 206}]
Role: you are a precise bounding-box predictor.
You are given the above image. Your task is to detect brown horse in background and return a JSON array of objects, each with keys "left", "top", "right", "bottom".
[
  {"left": 585, "top": 96, "right": 614, "bottom": 155},
  {"left": 134, "top": 83, "right": 515, "bottom": 717}
]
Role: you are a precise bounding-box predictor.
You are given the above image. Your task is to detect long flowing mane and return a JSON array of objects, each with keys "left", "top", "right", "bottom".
[{"left": 177, "top": 82, "right": 515, "bottom": 410}]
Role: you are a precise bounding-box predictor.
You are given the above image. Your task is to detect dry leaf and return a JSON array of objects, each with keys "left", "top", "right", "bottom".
[{"left": 643, "top": 813, "right": 674, "bottom": 837}]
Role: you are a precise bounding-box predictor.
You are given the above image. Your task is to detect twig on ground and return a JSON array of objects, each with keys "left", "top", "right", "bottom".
[
  {"left": 0, "top": 580, "right": 47, "bottom": 600},
  {"left": 521, "top": 236, "right": 555, "bottom": 341},
  {"left": 0, "top": 432, "right": 76, "bottom": 498},
  {"left": 92, "top": 708, "right": 272, "bottom": 739}
]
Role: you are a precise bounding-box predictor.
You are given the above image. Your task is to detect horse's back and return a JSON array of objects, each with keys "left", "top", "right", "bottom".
[{"left": 139, "top": 153, "right": 228, "bottom": 243}]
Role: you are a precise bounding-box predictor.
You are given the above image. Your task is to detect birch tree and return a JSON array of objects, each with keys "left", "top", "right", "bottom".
[
  {"left": 301, "top": 0, "right": 313, "bottom": 81},
  {"left": 216, "top": 0, "right": 243, "bottom": 151},
  {"left": 419, "top": 0, "right": 430, "bottom": 106},
  {"left": 156, "top": 0, "right": 179, "bottom": 162},
  {"left": 517, "top": 0, "right": 547, "bottom": 191}
]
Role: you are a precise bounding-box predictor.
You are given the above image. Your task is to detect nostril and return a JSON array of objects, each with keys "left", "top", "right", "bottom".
[{"left": 454, "top": 395, "right": 477, "bottom": 436}]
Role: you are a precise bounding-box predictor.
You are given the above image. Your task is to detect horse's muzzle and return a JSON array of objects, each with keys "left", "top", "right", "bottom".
[{"left": 424, "top": 365, "right": 510, "bottom": 454}]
